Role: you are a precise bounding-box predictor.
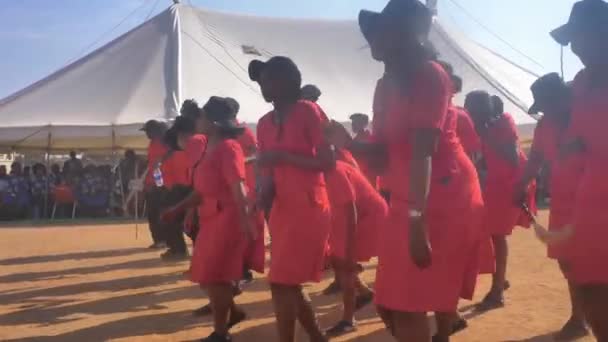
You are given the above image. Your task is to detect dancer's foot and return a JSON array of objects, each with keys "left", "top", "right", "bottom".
[
  {"left": 160, "top": 249, "right": 189, "bottom": 262},
  {"left": 475, "top": 291, "right": 504, "bottom": 311},
  {"left": 325, "top": 320, "right": 356, "bottom": 337},
  {"left": 193, "top": 304, "right": 212, "bottom": 317},
  {"left": 200, "top": 331, "right": 232, "bottom": 342},
  {"left": 228, "top": 309, "right": 247, "bottom": 330},
  {"left": 148, "top": 242, "right": 166, "bottom": 249},
  {"left": 554, "top": 317, "right": 589, "bottom": 341},
  {"left": 504, "top": 279, "right": 511, "bottom": 291},
  {"left": 322, "top": 280, "right": 341, "bottom": 295},
  {"left": 355, "top": 292, "right": 374, "bottom": 311}
]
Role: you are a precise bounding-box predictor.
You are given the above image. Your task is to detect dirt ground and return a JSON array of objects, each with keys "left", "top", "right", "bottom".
[{"left": 0, "top": 211, "right": 595, "bottom": 342}]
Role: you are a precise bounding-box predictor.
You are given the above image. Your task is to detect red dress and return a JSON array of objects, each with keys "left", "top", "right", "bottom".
[
  {"left": 236, "top": 126, "right": 265, "bottom": 272},
  {"left": 185, "top": 134, "right": 207, "bottom": 181},
  {"left": 529, "top": 115, "right": 584, "bottom": 260},
  {"left": 481, "top": 113, "right": 529, "bottom": 236},
  {"left": 325, "top": 160, "right": 387, "bottom": 262},
  {"left": 162, "top": 151, "right": 189, "bottom": 188},
  {"left": 568, "top": 70, "right": 608, "bottom": 285},
  {"left": 257, "top": 100, "right": 332, "bottom": 285},
  {"left": 373, "top": 62, "right": 484, "bottom": 312},
  {"left": 189, "top": 140, "right": 255, "bottom": 285},
  {"left": 454, "top": 106, "right": 481, "bottom": 156},
  {"left": 145, "top": 139, "right": 168, "bottom": 188}
]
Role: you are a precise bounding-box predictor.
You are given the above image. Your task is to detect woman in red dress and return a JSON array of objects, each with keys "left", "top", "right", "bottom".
[
  {"left": 358, "top": 1, "right": 484, "bottom": 341},
  {"left": 551, "top": 1, "right": 608, "bottom": 339},
  {"left": 515, "top": 73, "right": 588, "bottom": 340},
  {"left": 324, "top": 122, "right": 388, "bottom": 336},
  {"left": 162, "top": 97, "right": 259, "bottom": 342},
  {"left": 465, "top": 91, "right": 532, "bottom": 309},
  {"left": 249, "top": 56, "right": 334, "bottom": 342}
]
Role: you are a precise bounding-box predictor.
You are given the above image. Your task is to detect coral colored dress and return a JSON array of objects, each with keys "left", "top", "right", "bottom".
[
  {"left": 352, "top": 130, "right": 377, "bottom": 186},
  {"left": 373, "top": 62, "right": 484, "bottom": 312},
  {"left": 453, "top": 106, "right": 481, "bottom": 156},
  {"left": 567, "top": 70, "right": 608, "bottom": 285},
  {"left": 481, "top": 113, "right": 530, "bottom": 236},
  {"left": 529, "top": 115, "right": 584, "bottom": 260},
  {"left": 189, "top": 140, "right": 256, "bottom": 285},
  {"left": 257, "top": 100, "right": 332, "bottom": 285},
  {"left": 325, "top": 160, "right": 387, "bottom": 262}
]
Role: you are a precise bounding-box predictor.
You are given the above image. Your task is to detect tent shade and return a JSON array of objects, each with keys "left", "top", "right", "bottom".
[{"left": 0, "top": 4, "right": 538, "bottom": 152}]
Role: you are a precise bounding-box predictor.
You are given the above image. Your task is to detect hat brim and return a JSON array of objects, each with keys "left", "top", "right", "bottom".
[
  {"left": 248, "top": 60, "right": 266, "bottom": 82},
  {"left": 551, "top": 23, "right": 572, "bottom": 46},
  {"left": 213, "top": 120, "right": 246, "bottom": 133},
  {"left": 358, "top": 10, "right": 382, "bottom": 43},
  {"left": 528, "top": 102, "right": 540, "bottom": 115}
]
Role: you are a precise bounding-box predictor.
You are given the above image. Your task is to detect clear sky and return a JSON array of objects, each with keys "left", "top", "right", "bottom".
[{"left": 0, "top": 0, "right": 582, "bottom": 99}]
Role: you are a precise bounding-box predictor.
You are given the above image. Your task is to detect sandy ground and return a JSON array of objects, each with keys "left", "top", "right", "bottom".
[{"left": 0, "top": 211, "right": 595, "bottom": 342}]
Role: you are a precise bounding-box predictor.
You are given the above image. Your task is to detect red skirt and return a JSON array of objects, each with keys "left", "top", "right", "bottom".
[
  {"left": 374, "top": 199, "right": 483, "bottom": 312},
  {"left": 190, "top": 201, "right": 248, "bottom": 285},
  {"left": 268, "top": 192, "right": 332, "bottom": 285},
  {"left": 328, "top": 203, "right": 387, "bottom": 262}
]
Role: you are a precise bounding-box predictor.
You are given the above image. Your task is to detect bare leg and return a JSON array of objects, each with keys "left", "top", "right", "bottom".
[
  {"left": 271, "top": 283, "right": 298, "bottom": 342},
  {"left": 491, "top": 234, "right": 508, "bottom": 297},
  {"left": 554, "top": 260, "right": 588, "bottom": 340},
  {"left": 392, "top": 311, "right": 431, "bottom": 342},
  {"left": 377, "top": 305, "right": 394, "bottom": 335},
  {"left": 207, "top": 283, "right": 234, "bottom": 336},
  {"left": 295, "top": 286, "right": 327, "bottom": 342},
  {"left": 580, "top": 284, "right": 608, "bottom": 342},
  {"left": 434, "top": 312, "right": 455, "bottom": 342}
]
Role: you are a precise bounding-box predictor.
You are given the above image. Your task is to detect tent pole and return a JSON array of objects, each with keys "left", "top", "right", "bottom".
[
  {"left": 111, "top": 127, "right": 117, "bottom": 218},
  {"left": 43, "top": 130, "right": 51, "bottom": 218}
]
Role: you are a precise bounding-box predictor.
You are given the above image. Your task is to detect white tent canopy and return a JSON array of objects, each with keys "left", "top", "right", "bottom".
[{"left": 0, "top": 3, "right": 537, "bottom": 152}]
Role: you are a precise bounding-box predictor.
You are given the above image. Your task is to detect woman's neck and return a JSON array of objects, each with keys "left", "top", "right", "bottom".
[
  {"left": 273, "top": 98, "right": 297, "bottom": 113},
  {"left": 207, "top": 135, "right": 224, "bottom": 147}
]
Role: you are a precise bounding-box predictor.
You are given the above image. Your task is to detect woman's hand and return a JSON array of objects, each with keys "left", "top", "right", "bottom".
[
  {"left": 409, "top": 217, "right": 432, "bottom": 269},
  {"left": 257, "top": 151, "right": 286, "bottom": 167}
]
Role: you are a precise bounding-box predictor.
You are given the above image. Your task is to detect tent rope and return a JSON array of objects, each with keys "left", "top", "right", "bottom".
[{"left": 446, "top": 0, "right": 544, "bottom": 70}]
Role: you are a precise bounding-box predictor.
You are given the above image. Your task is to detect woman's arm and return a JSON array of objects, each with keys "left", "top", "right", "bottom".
[
  {"left": 230, "top": 180, "right": 257, "bottom": 240},
  {"left": 408, "top": 128, "right": 438, "bottom": 269},
  {"left": 160, "top": 190, "right": 201, "bottom": 223}
]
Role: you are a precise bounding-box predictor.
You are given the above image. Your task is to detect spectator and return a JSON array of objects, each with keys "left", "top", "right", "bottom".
[
  {"left": 5, "top": 162, "right": 29, "bottom": 219},
  {"left": 76, "top": 165, "right": 109, "bottom": 217},
  {"left": 63, "top": 151, "right": 83, "bottom": 180},
  {"left": 30, "top": 163, "right": 48, "bottom": 219},
  {"left": 49, "top": 164, "right": 63, "bottom": 188}
]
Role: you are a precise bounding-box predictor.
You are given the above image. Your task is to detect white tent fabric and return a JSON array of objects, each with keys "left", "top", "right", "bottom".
[{"left": 0, "top": 3, "right": 537, "bottom": 152}]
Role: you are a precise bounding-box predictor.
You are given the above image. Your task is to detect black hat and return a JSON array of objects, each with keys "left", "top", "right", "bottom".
[
  {"left": 301, "top": 84, "right": 322, "bottom": 102},
  {"left": 349, "top": 113, "right": 369, "bottom": 122},
  {"left": 140, "top": 119, "right": 166, "bottom": 133},
  {"left": 224, "top": 97, "right": 240, "bottom": 119},
  {"left": 172, "top": 115, "right": 196, "bottom": 135},
  {"left": 551, "top": 0, "right": 608, "bottom": 46},
  {"left": 248, "top": 56, "right": 302, "bottom": 87},
  {"left": 180, "top": 99, "right": 201, "bottom": 119},
  {"left": 202, "top": 96, "right": 245, "bottom": 133},
  {"left": 359, "top": 0, "right": 432, "bottom": 43},
  {"left": 528, "top": 73, "right": 568, "bottom": 114}
]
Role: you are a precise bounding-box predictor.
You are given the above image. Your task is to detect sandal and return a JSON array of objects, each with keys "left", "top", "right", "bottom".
[{"left": 325, "top": 320, "right": 356, "bottom": 337}]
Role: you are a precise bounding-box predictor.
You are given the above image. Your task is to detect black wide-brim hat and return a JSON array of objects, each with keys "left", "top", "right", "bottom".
[
  {"left": 248, "top": 56, "right": 301, "bottom": 85},
  {"left": 202, "top": 96, "right": 245, "bottom": 133},
  {"left": 359, "top": 0, "right": 432, "bottom": 43},
  {"left": 528, "top": 73, "right": 568, "bottom": 115},
  {"left": 551, "top": 0, "right": 608, "bottom": 46}
]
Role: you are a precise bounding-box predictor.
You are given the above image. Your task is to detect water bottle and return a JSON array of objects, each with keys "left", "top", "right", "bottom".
[{"left": 153, "top": 164, "right": 164, "bottom": 187}]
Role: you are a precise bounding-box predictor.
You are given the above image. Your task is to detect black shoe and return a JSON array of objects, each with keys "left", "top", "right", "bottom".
[
  {"left": 228, "top": 309, "right": 247, "bottom": 330},
  {"left": 200, "top": 331, "right": 231, "bottom": 342},
  {"left": 161, "top": 250, "right": 189, "bottom": 262},
  {"left": 475, "top": 292, "right": 504, "bottom": 312},
  {"left": 325, "top": 320, "right": 356, "bottom": 337},
  {"left": 193, "top": 304, "right": 212, "bottom": 317},
  {"left": 148, "top": 242, "right": 167, "bottom": 249},
  {"left": 241, "top": 270, "right": 254, "bottom": 284},
  {"left": 322, "top": 280, "right": 341, "bottom": 295},
  {"left": 355, "top": 292, "right": 374, "bottom": 311},
  {"left": 451, "top": 317, "right": 468, "bottom": 334},
  {"left": 504, "top": 280, "right": 511, "bottom": 291}
]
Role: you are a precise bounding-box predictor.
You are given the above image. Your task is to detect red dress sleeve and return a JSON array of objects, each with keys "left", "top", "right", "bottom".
[
  {"left": 238, "top": 127, "right": 257, "bottom": 154},
  {"left": 409, "top": 62, "right": 451, "bottom": 130},
  {"left": 221, "top": 141, "right": 246, "bottom": 185},
  {"left": 455, "top": 108, "right": 481, "bottom": 154},
  {"left": 530, "top": 117, "right": 550, "bottom": 157}
]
